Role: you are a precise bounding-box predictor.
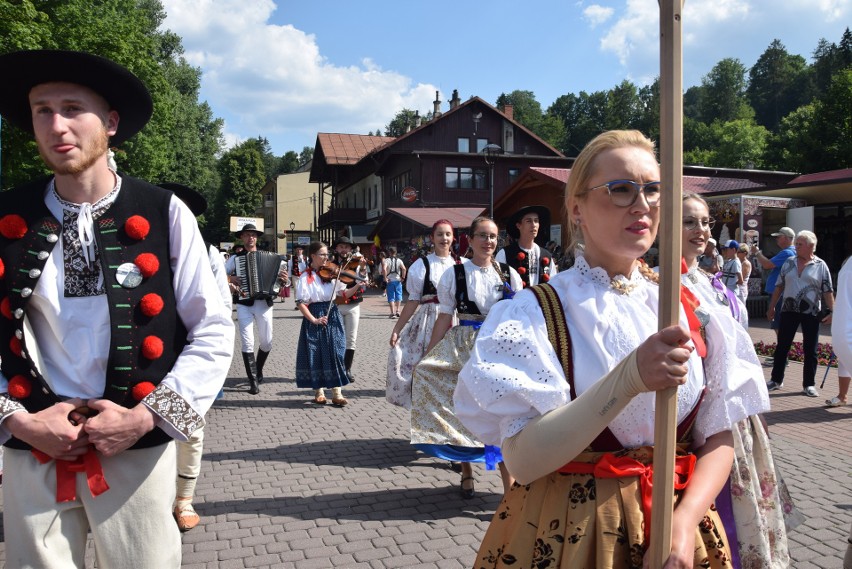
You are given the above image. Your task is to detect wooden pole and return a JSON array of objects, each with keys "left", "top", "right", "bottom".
[{"left": 649, "top": 1, "right": 684, "bottom": 566}]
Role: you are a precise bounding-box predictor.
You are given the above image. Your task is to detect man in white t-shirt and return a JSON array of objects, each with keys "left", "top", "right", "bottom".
[{"left": 382, "top": 247, "right": 406, "bottom": 318}]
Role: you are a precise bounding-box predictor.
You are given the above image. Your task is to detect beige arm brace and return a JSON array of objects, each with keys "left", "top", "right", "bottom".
[{"left": 502, "top": 350, "right": 647, "bottom": 485}]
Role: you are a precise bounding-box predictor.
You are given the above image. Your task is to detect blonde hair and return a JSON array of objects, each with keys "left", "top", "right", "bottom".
[{"left": 565, "top": 130, "right": 657, "bottom": 252}]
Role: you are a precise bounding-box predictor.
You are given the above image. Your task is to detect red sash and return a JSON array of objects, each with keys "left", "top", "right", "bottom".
[{"left": 32, "top": 448, "right": 110, "bottom": 503}]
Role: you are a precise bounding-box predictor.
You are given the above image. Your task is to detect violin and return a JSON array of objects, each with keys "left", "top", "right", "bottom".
[
  {"left": 338, "top": 258, "right": 368, "bottom": 285},
  {"left": 316, "top": 262, "right": 340, "bottom": 283}
]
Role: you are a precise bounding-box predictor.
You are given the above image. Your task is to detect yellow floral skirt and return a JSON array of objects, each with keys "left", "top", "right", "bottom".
[{"left": 474, "top": 447, "right": 732, "bottom": 569}]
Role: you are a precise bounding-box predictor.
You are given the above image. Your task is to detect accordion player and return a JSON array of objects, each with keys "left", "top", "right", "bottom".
[{"left": 234, "top": 251, "right": 284, "bottom": 301}]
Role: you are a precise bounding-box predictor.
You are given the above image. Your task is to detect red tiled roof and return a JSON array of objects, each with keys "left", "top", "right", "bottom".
[
  {"left": 316, "top": 133, "right": 395, "bottom": 165},
  {"left": 788, "top": 168, "right": 852, "bottom": 184},
  {"left": 387, "top": 207, "right": 485, "bottom": 228},
  {"left": 528, "top": 167, "right": 570, "bottom": 184},
  {"left": 682, "top": 176, "right": 763, "bottom": 194}
]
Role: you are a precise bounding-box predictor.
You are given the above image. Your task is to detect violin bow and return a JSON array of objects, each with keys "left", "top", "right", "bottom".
[{"left": 325, "top": 252, "right": 353, "bottom": 318}]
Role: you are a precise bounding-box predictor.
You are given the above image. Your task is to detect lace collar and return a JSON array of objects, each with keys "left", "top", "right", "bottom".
[{"left": 573, "top": 254, "right": 647, "bottom": 295}]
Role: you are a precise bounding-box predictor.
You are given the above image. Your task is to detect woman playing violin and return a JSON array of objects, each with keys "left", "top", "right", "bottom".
[{"left": 295, "top": 241, "right": 357, "bottom": 406}]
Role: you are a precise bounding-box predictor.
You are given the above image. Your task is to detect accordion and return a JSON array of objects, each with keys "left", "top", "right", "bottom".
[{"left": 235, "top": 251, "right": 282, "bottom": 299}]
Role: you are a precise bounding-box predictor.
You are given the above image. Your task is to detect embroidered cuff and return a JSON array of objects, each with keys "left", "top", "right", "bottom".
[
  {"left": 142, "top": 384, "right": 205, "bottom": 440},
  {"left": 0, "top": 394, "right": 27, "bottom": 422}
]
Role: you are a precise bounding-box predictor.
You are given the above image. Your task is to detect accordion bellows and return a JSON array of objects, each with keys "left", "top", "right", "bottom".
[{"left": 235, "top": 251, "right": 282, "bottom": 299}]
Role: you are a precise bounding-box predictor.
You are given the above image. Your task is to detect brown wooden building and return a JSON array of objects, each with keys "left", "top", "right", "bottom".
[{"left": 308, "top": 90, "right": 570, "bottom": 256}]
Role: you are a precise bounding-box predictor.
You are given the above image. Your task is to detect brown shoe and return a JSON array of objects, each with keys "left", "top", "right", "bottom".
[
  {"left": 312, "top": 395, "right": 327, "bottom": 404},
  {"left": 174, "top": 503, "right": 200, "bottom": 532},
  {"left": 331, "top": 397, "right": 348, "bottom": 407}
]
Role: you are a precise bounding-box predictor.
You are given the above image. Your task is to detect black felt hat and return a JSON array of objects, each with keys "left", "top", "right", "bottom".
[
  {"left": 0, "top": 50, "right": 153, "bottom": 145},
  {"left": 333, "top": 235, "right": 355, "bottom": 247},
  {"left": 235, "top": 223, "right": 264, "bottom": 238},
  {"left": 158, "top": 182, "right": 208, "bottom": 217},
  {"left": 506, "top": 205, "right": 551, "bottom": 239}
]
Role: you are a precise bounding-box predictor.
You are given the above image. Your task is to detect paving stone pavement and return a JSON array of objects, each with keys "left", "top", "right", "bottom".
[{"left": 0, "top": 291, "right": 849, "bottom": 568}]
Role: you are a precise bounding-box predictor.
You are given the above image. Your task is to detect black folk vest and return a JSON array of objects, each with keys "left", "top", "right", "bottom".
[
  {"left": 502, "top": 242, "right": 554, "bottom": 288},
  {"left": 0, "top": 176, "right": 186, "bottom": 450}
]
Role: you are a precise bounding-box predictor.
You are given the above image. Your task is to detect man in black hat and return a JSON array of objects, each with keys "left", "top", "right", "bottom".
[
  {"left": 332, "top": 236, "right": 369, "bottom": 381},
  {"left": 224, "top": 223, "right": 289, "bottom": 395},
  {"left": 0, "top": 50, "right": 234, "bottom": 567},
  {"left": 496, "top": 205, "right": 557, "bottom": 288},
  {"left": 159, "top": 183, "right": 233, "bottom": 533}
]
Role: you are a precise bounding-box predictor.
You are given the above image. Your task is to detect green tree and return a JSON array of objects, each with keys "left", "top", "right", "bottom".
[
  {"left": 810, "top": 69, "right": 852, "bottom": 170},
  {"left": 768, "top": 103, "right": 817, "bottom": 172},
  {"left": 280, "top": 151, "right": 300, "bottom": 174},
  {"left": 700, "top": 58, "right": 752, "bottom": 123},
  {"left": 636, "top": 79, "right": 661, "bottom": 142},
  {"left": 604, "top": 80, "right": 641, "bottom": 131},
  {"left": 216, "top": 140, "right": 266, "bottom": 224},
  {"left": 495, "top": 90, "right": 563, "bottom": 149},
  {"left": 747, "top": 39, "right": 811, "bottom": 131},
  {"left": 299, "top": 146, "right": 314, "bottom": 167},
  {"left": 383, "top": 109, "right": 419, "bottom": 137}
]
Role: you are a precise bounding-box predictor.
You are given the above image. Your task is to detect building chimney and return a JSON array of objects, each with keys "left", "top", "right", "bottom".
[
  {"left": 503, "top": 104, "right": 514, "bottom": 120},
  {"left": 433, "top": 91, "right": 442, "bottom": 118},
  {"left": 450, "top": 89, "right": 461, "bottom": 109},
  {"left": 414, "top": 110, "right": 421, "bottom": 128}
]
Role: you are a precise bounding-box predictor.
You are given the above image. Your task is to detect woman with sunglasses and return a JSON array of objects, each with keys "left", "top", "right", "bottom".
[
  {"left": 457, "top": 131, "right": 745, "bottom": 567},
  {"left": 295, "top": 241, "right": 357, "bottom": 406},
  {"left": 681, "top": 194, "right": 794, "bottom": 567},
  {"left": 410, "top": 216, "right": 522, "bottom": 499},
  {"left": 387, "top": 219, "right": 464, "bottom": 408}
]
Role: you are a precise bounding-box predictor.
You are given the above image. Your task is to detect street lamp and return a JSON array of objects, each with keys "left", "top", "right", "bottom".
[
  {"left": 289, "top": 222, "right": 295, "bottom": 253},
  {"left": 481, "top": 143, "right": 503, "bottom": 218}
]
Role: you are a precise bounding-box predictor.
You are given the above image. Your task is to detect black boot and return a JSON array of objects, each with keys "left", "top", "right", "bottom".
[
  {"left": 344, "top": 349, "right": 355, "bottom": 383},
  {"left": 256, "top": 349, "right": 270, "bottom": 384},
  {"left": 242, "top": 352, "right": 260, "bottom": 395}
]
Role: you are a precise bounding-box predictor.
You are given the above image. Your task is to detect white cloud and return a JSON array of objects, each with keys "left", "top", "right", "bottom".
[
  {"left": 583, "top": 5, "right": 615, "bottom": 26},
  {"left": 160, "top": 0, "right": 439, "bottom": 152}
]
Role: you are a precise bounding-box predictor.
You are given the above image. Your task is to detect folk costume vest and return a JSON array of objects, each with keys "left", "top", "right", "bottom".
[
  {"left": 503, "top": 242, "right": 553, "bottom": 288},
  {"left": 453, "top": 262, "right": 513, "bottom": 316},
  {"left": 0, "top": 176, "right": 186, "bottom": 450}
]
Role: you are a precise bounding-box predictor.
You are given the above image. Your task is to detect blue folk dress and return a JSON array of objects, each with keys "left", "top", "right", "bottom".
[{"left": 295, "top": 269, "right": 349, "bottom": 389}]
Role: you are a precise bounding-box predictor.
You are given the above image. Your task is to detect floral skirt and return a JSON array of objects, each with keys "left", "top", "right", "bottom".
[
  {"left": 410, "top": 322, "right": 483, "bottom": 448},
  {"left": 724, "top": 415, "right": 796, "bottom": 568},
  {"left": 386, "top": 303, "right": 441, "bottom": 409},
  {"left": 474, "top": 447, "right": 732, "bottom": 569}
]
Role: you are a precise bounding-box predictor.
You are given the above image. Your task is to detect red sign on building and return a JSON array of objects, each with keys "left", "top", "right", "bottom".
[{"left": 401, "top": 187, "right": 418, "bottom": 203}]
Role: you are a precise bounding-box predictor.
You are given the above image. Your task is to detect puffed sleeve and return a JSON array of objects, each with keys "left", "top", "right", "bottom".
[
  {"left": 692, "top": 307, "right": 770, "bottom": 447},
  {"left": 406, "top": 258, "right": 427, "bottom": 301},
  {"left": 455, "top": 288, "right": 571, "bottom": 446},
  {"left": 436, "top": 264, "right": 458, "bottom": 315}
]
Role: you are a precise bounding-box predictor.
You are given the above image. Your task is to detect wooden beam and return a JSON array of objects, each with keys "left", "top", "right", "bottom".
[{"left": 649, "top": 1, "right": 684, "bottom": 567}]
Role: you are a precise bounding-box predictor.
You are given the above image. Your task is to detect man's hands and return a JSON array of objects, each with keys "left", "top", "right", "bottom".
[
  {"left": 636, "top": 325, "right": 693, "bottom": 392},
  {"left": 5, "top": 398, "right": 90, "bottom": 461},
  {"left": 83, "top": 399, "right": 156, "bottom": 457}
]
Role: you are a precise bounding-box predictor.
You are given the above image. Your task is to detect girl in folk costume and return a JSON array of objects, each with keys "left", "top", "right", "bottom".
[
  {"left": 681, "top": 194, "right": 797, "bottom": 568},
  {"left": 387, "top": 219, "right": 465, "bottom": 408},
  {"left": 410, "top": 217, "right": 522, "bottom": 499},
  {"left": 295, "top": 241, "right": 357, "bottom": 406},
  {"left": 456, "top": 130, "right": 754, "bottom": 568}
]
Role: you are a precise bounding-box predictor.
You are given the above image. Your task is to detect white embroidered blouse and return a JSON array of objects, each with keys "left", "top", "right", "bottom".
[
  {"left": 436, "top": 260, "right": 523, "bottom": 316},
  {"left": 406, "top": 254, "right": 466, "bottom": 302},
  {"left": 295, "top": 270, "right": 346, "bottom": 304},
  {"left": 456, "top": 255, "right": 750, "bottom": 449}
]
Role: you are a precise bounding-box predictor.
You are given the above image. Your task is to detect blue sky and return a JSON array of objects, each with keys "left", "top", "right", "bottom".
[{"left": 160, "top": 0, "right": 851, "bottom": 157}]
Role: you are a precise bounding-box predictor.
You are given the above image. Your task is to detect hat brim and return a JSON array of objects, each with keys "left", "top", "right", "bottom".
[
  {"left": 0, "top": 50, "right": 152, "bottom": 145},
  {"left": 506, "top": 205, "right": 551, "bottom": 239},
  {"left": 158, "top": 182, "right": 207, "bottom": 217}
]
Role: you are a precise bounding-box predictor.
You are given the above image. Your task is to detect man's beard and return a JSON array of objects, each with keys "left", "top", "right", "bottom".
[{"left": 39, "top": 125, "right": 110, "bottom": 176}]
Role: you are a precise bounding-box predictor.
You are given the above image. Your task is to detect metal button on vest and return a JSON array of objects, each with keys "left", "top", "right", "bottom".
[
  {"left": 14, "top": 308, "right": 23, "bottom": 319},
  {"left": 27, "top": 269, "right": 40, "bottom": 278},
  {"left": 38, "top": 251, "right": 49, "bottom": 260},
  {"left": 15, "top": 329, "right": 22, "bottom": 339},
  {"left": 21, "top": 287, "right": 32, "bottom": 297},
  {"left": 116, "top": 262, "right": 143, "bottom": 288},
  {"left": 46, "top": 234, "right": 59, "bottom": 243}
]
